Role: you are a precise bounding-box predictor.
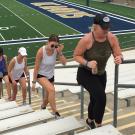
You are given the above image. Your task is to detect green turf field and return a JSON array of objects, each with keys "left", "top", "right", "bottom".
[
  {"left": 0, "top": 0, "right": 80, "bottom": 40},
  {"left": 1, "top": 38, "right": 79, "bottom": 65},
  {"left": 0, "top": 0, "right": 80, "bottom": 65},
  {"left": 0, "top": 0, "right": 135, "bottom": 66}
]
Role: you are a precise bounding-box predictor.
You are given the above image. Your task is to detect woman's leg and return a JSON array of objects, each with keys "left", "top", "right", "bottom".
[
  {"left": 88, "top": 94, "right": 96, "bottom": 120},
  {"left": 3, "top": 75, "right": 11, "bottom": 100},
  {"left": 42, "top": 89, "right": 49, "bottom": 108},
  {"left": 38, "top": 77, "right": 57, "bottom": 112},
  {"left": 77, "top": 67, "right": 106, "bottom": 126},
  {"left": 11, "top": 81, "right": 18, "bottom": 101},
  {"left": 19, "top": 77, "right": 27, "bottom": 103}
]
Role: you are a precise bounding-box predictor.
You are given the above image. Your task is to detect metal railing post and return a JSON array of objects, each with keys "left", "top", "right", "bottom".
[
  {"left": 80, "top": 86, "right": 84, "bottom": 119},
  {"left": 27, "top": 73, "right": 31, "bottom": 104},
  {"left": 113, "top": 64, "right": 119, "bottom": 127},
  {"left": 113, "top": 59, "right": 135, "bottom": 127},
  {"left": 86, "top": 0, "right": 90, "bottom": 6}
]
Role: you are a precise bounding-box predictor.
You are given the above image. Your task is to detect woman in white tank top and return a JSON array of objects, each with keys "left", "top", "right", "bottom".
[
  {"left": 32, "top": 34, "right": 67, "bottom": 119},
  {"left": 8, "top": 47, "right": 29, "bottom": 105}
]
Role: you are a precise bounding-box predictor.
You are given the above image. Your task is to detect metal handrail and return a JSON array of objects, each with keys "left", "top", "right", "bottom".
[{"left": 113, "top": 59, "right": 135, "bottom": 127}]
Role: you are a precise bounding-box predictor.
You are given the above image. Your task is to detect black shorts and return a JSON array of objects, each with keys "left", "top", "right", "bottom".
[
  {"left": 9, "top": 73, "right": 25, "bottom": 83},
  {"left": 37, "top": 74, "right": 54, "bottom": 83},
  {"left": 0, "top": 72, "right": 8, "bottom": 82}
]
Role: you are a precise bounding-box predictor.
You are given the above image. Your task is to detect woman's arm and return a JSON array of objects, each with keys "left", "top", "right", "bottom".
[
  {"left": 57, "top": 44, "right": 67, "bottom": 65},
  {"left": 33, "top": 47, "right": 43, "bottom": 83},
  {"left": 8, "top": 58, "right": 15, "bottom": 82},
  {"left": 24, "top": 57, "right": 29, "bottom": 79},
  {"left": 108, "top": 33, "right": 123, "bottom": 64},
  {"left": 3, "top": 55, "right": 8, "bottom": 72},
  {"left": 73, "top": 34, "right": 92, "bottom": 65},
  {"left": 74, "top": 33, "right": 97, "bottom": 69}
]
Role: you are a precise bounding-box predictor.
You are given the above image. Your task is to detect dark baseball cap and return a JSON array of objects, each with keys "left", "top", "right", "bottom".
[{"left": 93, "top": 14, "right": 110, "bottom": 29}]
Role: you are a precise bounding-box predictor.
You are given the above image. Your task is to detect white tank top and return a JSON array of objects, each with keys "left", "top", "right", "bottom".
[
  {"left": 38, "top": 46, "right": 57, "bottom": 79},
  {"left": 12, "top": 57, "right": 25, "bottom": 80}
]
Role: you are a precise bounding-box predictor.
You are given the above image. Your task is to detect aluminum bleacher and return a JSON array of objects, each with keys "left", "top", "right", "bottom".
[
  {"left": 76, "top": 124, "right": 122, "bottom": 135},
  {"left": 0, "top": 109, "right": 54, "bottom": 133},
  {"left": 0, "top": 101, "right": 18, "bottom": 111},
  {"left": 0, "top": 105, "right": 33, "bottom": 120},
  {"left": 0, "top": 99, "right": 6, "bottom": 104},
  {"left": 2, "top": 116, "right": 83, "bottom": 135}
]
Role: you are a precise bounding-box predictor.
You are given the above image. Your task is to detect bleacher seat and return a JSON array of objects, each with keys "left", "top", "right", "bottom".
[
  {"left": 0, "top": 99, "right": 6, "bottom": 104},
  {"left": 76, "top": 124, "right": 123, "bottom": 135},
  {"left": 2, "top": 116, "right": 83, "bottom": 135},
  {"left": 0, "top": 101, "right": 18, "bottom": 111},
  {"left": 0, "top": 105, "right": 33, "bottom": 120},
  {"left": 0, "top": 109, "right": 54, "bottom": 133}
]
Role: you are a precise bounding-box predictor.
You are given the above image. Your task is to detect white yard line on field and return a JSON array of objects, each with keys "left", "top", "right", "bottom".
[
  {"left": 0, "top": 3, "right": 45, "bottom": 38},
  {"left": 0, "top": 33, "right": 5, "bottom": 41}
]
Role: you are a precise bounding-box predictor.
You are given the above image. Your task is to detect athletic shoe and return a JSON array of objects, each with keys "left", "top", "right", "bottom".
[
  {"left": 86, "top": 118, "right": 96, "bottom": 129},
  {"left": 22, "top": 101, "right": 27, "bottom": 105},
  {"left": 41, "top": 104, "right": 46, "bottom": 110},
  {"left": 53, "top": 112, "right": 61, "bottom": 119}
]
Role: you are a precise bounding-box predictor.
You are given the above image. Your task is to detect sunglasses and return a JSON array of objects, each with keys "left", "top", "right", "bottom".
[{"left": 51, "top": 44, "right": 59, "bottom": 48}]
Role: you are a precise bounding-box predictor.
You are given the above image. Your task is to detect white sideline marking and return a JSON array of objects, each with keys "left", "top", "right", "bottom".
[
  {"left": 112, "top": 29, "right": 135, "bottom": 33},
  {"left": 0, "top": 3, "right": 45, "bottom": 37},
  {"left": 0, "top": 33, "right": 5, "bottom": 41}
]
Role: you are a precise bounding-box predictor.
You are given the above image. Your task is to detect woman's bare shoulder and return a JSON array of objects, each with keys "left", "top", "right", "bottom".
[{"left": 79, "top": 33, "right": 92, "bottom": 45}]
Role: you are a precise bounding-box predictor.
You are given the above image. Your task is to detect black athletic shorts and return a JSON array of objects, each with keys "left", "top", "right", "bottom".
[
  {"left": 9, "top": 73, "right": 25, "bottom": 83},
  {"left": 37, "top": 74, "right": 54, "bottom": 83}
]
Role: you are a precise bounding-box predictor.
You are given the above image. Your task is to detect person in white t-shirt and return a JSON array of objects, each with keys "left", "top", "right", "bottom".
[{"left": 8, "top": 47, "right": 29, "bottom": 105}]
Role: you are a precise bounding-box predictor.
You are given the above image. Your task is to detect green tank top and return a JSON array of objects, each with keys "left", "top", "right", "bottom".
[{"left": 84, "top": 32, "right": 112, "bottom": 75}]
